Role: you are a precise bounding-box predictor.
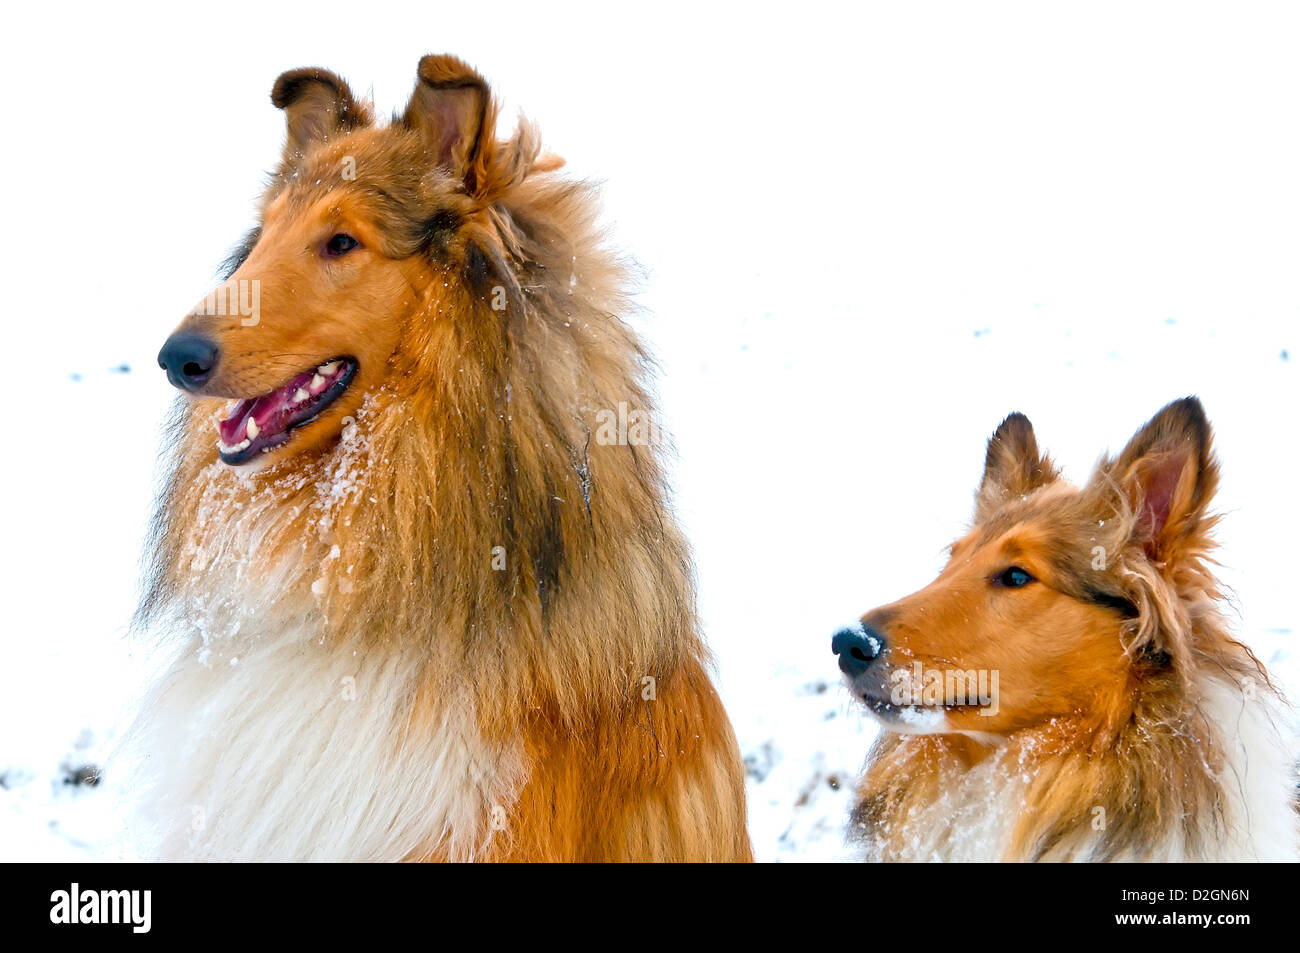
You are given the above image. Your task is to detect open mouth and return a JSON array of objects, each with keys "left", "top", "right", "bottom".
[{"left": 216, "top": 358, "right": 358, "bottom": 465}]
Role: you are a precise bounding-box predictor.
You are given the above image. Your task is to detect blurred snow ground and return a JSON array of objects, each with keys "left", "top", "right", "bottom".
[{"left": 1, "top": 1, "right": 1297, "bottom": 862}]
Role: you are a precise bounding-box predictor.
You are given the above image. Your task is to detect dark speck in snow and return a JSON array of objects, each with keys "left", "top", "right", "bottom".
[
  {"left": 109, "top": 363, "right": 131, "bottom": 374},
  {"left": 1281, "top": 349, "right": 1290, "bottom": 362},
  {"left": 63, "top": 763, "right": 101, "bottom": 787}
]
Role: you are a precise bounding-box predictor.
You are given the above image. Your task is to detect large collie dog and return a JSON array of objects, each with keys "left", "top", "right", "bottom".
[
  {"left": 833, "top": 398, "right": 1298, "bottom": 861},
  {"left": 134, "top": 54, "right": 751, "bottom": 861}
]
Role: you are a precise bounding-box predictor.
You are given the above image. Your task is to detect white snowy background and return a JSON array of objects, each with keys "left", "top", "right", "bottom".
[{"left": 1, "top": 1, "right": 1296, "bottom": 861}]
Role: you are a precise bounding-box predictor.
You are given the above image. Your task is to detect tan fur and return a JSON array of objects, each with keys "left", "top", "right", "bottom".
[
  {"left": 137, "top": 54, "right": 751, "bottom": 862},
  {"left": 846, "top": 399, "right": 1298, "bottom": 862}
]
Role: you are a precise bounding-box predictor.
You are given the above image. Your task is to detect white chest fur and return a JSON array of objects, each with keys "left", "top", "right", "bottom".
[{"left": 126, "top": 612, "right": 524, "bottom": 862}]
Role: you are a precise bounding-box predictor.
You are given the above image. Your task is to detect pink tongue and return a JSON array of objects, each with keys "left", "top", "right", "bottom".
[
  {"left": 219, "top": 399, "right": 257, "bottom": 444},
  {"left": 218, "top": 368, "right": 317, "bottom": 444}
]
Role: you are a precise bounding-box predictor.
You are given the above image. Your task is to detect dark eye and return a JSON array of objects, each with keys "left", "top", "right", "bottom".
[
  {"left": 995, "top": 566, "right": 1035, "bottom": 589},
  {"left": 323, "top": 233, "right": 360, "bottom": 257}
]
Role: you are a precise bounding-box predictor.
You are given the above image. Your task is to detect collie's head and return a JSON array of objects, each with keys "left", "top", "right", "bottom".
[
  {"left": 834, "top": 397, "right": 1267, "bottom": 744},
  {"left": 157, "top": 55, "right": 568, "bottom": 472},
  {"left": 143, "top": 55, "right": 694, "bottom": 721}
]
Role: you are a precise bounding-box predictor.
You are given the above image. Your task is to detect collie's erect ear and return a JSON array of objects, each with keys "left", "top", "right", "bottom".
[
  {"left": 271, "top": 68, "right": 370, "bottom": 170},
  {"left": 403, "top": 54, "right": 497, "bottom": 193},
  {"left": 1093, "top": 397, "right": 1218, "bottom": 562},
  {"left": 975, "top": 412, "right": 1060, "bottom": 519}
]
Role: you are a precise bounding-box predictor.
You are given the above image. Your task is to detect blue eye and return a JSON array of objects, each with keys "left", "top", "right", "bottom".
[
  {"left": 996, "top": 567, "right": 1034, "bottom": 588},
  {"left": 323, "top": 233, "right": 360, "bottom": 257}
]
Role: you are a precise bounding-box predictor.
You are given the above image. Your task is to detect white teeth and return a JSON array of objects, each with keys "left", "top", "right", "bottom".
[
  {"left": 294, "top": 388, "right": 310, "bottom": 403},
  {"left": 246, "top": 418, "right": 260, "bottom": 439},
  {"left": 218, "top": 438, "right": 252, "bottom": 455},
  {"left": 310, "top": 374, "right": 326, "bottom": 393},
  {"left": 318, "top": 361, "right": 340, "bottom": 376}
]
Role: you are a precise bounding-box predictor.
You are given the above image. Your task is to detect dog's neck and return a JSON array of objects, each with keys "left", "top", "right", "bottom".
[
  {"left": 855, "top": 674, "right": 1298, "bottom": 862},
  {"left": 148, "top": 361, "right": 700, "bottom": 723},
  {"left": 131, "top": 377, "right": 704, "bottom": 859}
]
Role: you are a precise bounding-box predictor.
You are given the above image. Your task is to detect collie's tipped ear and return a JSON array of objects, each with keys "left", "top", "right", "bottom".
[
  {"left": 976, "top": 412, "right": 1059, "bottom": 519},
  {"left": 403, "top": 54, "right": 496, "bottom": 192},
  {"left": 1095, "top": 397, "right": 1217, "bottom": 562},
  {"left": 271, "top": 68, "right": 370, "bottom": 170}
]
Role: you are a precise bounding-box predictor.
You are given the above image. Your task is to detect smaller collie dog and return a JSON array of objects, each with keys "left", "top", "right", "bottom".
[
  {"left": 833, "top": 397, "right": 1298, "bottom": 862},
  {"left": 131, "top": 54, "right": 751, "bottom": 861}
]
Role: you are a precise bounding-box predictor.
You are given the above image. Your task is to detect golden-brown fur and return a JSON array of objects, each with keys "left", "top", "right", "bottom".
[
  {"left": 138, "top": 54, "right": 751, "bottom": 862},
  {"left": 844, "top": 398, "right": 1298, "bottom": 861}
]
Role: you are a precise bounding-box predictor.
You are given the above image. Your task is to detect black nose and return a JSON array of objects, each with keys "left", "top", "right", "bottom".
[
  {"left": 158, "top": 333, "right": 219, "bottom": 391},
  {"left": 832, "top": 624, "right": 885, "bottom": 678}
]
